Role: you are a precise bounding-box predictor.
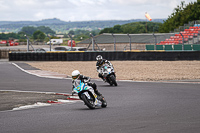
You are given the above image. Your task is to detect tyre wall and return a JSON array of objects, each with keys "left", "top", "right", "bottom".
[{"left": 9, "top": 51, "right": 200, "bottom": 61}]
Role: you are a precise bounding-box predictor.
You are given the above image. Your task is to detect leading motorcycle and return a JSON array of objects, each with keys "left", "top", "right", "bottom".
[
  {"left": 72, "top": 81, "right": 107, "bottom": 109},
  {"left": 99, "top": 64, "right": 118, "bottom": 86}
]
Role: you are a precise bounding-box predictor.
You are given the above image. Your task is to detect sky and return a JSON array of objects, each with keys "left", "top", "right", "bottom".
[{"left": 0, "top": 0, "right": 197, "bottom": 22}]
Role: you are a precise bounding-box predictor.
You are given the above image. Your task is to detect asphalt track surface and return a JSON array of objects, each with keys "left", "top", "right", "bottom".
[{"left": 1, "top": 61, "right": 200, "bottom": 133}]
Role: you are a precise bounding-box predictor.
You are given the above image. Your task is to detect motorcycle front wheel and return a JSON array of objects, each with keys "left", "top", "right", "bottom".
[{"left": 81, "top": 94, "right": 95, "bottom": 109}]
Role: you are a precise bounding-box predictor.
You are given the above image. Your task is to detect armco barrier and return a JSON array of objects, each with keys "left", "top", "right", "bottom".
[{"left": 9, "top": 51, "right": 200, "bottom": 61}]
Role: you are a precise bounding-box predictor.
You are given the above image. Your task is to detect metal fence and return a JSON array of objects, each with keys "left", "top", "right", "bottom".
[{"left": 78, "top": 33, "right": 175, "bottom": 51}]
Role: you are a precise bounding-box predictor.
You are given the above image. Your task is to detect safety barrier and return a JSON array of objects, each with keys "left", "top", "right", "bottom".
[
  {"left": 146, "top": 44, "right": 200, "bottom": 51},
  {"left": 9, "top": 51, "right": 200, "bottom": 61}
]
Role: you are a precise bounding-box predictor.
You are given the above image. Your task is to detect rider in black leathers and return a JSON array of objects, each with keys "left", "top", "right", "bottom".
[{"left": 96, "top": 55, "right": 113, "bottom": 81}]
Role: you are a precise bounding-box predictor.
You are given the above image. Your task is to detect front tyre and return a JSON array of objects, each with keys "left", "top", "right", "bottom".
[{"left": 81, "top": 94, "right": 95, "bottom": 109}]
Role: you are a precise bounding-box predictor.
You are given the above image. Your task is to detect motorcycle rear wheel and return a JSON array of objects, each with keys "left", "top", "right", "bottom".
[
  {"left": 81, "top": 94, "right": 95, "bottom": 109},
  {"left": 101, "top": 100, "right": 107, "bottom": 108},
  {"left": 110, "top": 75, "right": 118, "bottom": 86}
]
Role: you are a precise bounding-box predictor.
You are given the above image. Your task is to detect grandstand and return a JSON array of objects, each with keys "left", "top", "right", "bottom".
[{"left": 158, "top": 26, "right": 200, "bottom": 45}]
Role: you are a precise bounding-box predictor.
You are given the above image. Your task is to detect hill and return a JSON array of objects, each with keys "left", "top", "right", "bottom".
[{"left": 0, "top": 18, "right": 165, "bottom": 34}]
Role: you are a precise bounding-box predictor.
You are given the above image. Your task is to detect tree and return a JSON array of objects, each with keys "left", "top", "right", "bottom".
[
  {"left": 113, "top": 25, "right": 122, "bottom": 33},
  {"left": 21, "top": 26, "right": 37, "bottom": 35},
  {"left": 33, "top": 30, "right": 45, "bottom": 42},
  {"left": 37, "top": 26, "right": 56, "bottom": 35},
  {"left": 159, "top": 1, "right": 199, "bottom": 33},
  {"left": 68, "top": 30, "right": 75, "bottom": 35}
]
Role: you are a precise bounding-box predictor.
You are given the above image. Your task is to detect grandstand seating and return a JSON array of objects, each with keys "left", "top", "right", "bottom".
[{"left": 157, "top": 26, "right": 200, "bottom": 45}]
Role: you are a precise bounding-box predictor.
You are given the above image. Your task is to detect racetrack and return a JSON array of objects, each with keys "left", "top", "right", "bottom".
[{"left": 1, "top": 62, "right": 200, "bottom": 133}]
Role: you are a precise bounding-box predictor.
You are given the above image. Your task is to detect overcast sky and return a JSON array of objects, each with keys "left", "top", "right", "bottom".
[{"left": 0, "top": 0, "right": 196, "bottom": 22}]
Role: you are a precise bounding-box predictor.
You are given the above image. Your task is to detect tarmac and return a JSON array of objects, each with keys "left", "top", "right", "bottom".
[{"left": 1, "top": 59, "right": 200, "bottom": 111}]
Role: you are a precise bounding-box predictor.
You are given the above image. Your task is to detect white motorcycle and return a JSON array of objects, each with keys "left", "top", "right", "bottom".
[
  {"left": 72, "top": 81, "right": 107, "bottom": 109},
  {"left": 99, "top": 64, "right": 117, "bottom": 86}
]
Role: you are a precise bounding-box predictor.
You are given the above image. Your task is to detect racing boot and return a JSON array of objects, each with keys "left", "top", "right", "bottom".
[
  {"left": 95, "top": 92, "right": 107, "bottom": 108},
  {"left": 92, "top": 83, "right": 105, "bottom": 102},
  {"left": 95, "top": 91, "right": 105, "bottom": 102}
]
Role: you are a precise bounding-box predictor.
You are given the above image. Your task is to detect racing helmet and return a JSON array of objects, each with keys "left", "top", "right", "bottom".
[
  {"left": 72, "top": 70, "right": 80, "bottom": 80},
  {"left": 96, "top": 55, "right": 103, "bottom": 63}
]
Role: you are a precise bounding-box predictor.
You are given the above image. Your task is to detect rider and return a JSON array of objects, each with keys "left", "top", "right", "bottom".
[
  {"left": 96, "top": 55, "right": 113, "bottom": 81},
  {"left": 71, "top": 70, "right": 104, "bottom": 101}
]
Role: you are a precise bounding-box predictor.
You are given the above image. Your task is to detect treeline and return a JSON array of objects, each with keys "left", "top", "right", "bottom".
[
  {"left": 0, "top": 25, "right": 100, "bottom": 42},
  {"left": 0, "top": 32, "right": 23, "bottom": 40},
  {"left": 99, "top": 22, "right": 162, "bottom": 34},
  {"left": 68, "top": 29, "right": 100, "bottom": 41},
  {"left": 20, "top": 26, "right": 55, "bottom": 35},
  {"left": 159, "top": 0, "right": 200, "bottom": 32},
  {"left": 0, "top": 26, "right": 56, "bottom": 42}
]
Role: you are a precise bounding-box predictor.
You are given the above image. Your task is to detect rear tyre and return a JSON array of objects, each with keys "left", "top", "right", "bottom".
[
  {"left": 110, "top": 75, "right": 118, "bottom": 86},
  {"left": 81, "top": 94, "right": 95, "bottom": 109},
  {"left": 101, "top": 100, "right": 107, "bottom": 108}
]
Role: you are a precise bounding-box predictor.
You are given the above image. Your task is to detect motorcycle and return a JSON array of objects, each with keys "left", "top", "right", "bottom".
[
  {"left": 100, "top": 64, "right": 118, "bottom": 86},
  {"left": 72, "top": 81, "right": 107, "bottom": 109}
]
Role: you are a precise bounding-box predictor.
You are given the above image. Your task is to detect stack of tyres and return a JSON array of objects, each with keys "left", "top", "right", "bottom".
[
  {"left": 19, "top": 52, "right": 25, "bottom": 61},
  {"left": 46, "top": 53, "right": 50, "bottom": 61},
  {"left": 58, "top": 52, "right": 62, "bottom": 61},
  {"left": 85, "top": 52, "right": 94, "bottom": 61},
  {"left": 9, "top": 52, "right": 14, "bottom": 61},
  {"left": 67, "top": 53, "right": 74, "bottom": 61},
  {"left": 49, "top": 52, "right": 54, "bottom": 61},
  {"left": 33, "top": 52, "right": 37, "bottom": 61},
  {"left": 62, "top": 53, "right": 67, "bottom": 61},
  {"left": 53, "top": 53, "right": 58, "bottom": 61},
  {"left": 40, "top": 53, "right": 45, "bottom": 61},
  {"left": 15, "top": 52, "right": 20, "bottom": 61},
  {"left": 26, "top": 52, "right": 32, "bottom": 61}
]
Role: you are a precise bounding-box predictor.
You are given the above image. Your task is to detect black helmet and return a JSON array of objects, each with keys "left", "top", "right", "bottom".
[{"left": 96, "top": 55, "right": 103, "bottom": 63}]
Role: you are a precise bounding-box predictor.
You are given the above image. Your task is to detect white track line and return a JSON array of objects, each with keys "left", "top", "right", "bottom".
[{"left": 12, "top": 63, "right": 69, "bottom": 79}]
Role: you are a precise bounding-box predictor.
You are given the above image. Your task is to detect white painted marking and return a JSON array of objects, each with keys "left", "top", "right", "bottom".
[
  {"left": 12, "top": 63, "right": 68, "bottom": 79},
  {"left": 0, "top": 90, "right": 71, "bottom": 95},
  {"left": 12, "top": 102, "right": 51, "bottom": 110},
  {"left": 69, "top": 96, "right": 79, "bottom": 99},
  {"left": 57, "top": 99, "right": 77, "bottom": 103}
]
